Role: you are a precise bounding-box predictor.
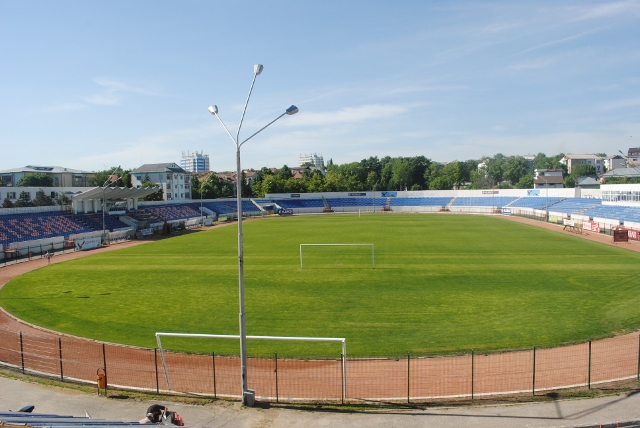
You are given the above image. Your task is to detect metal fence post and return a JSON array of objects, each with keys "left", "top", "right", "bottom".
[
  {"left": 588, "top": 341, "right": 592, "bottom": 389},
  {"left": 340, "top": 353, "right": 345, "bottom": 405},
  {"left": 637, "top": 334, "right": 640, "bottom": 381},
  {"left": 274, "top": 353, "right": 279, "bottom": 404},
  {"left": 407, "top": 352, "right": 410, "bottom": 404},
  {"left": 471, "top": 350, "right": 474, "bottom": 401},
  {"left": 154, "top": 348, "right": 159, "bottom": 394},
  {"left": 102, "top": 343, "right": 108, "bottom": 395},
  {"left": 212, "top": 352, "right": 217, "bottom": 399},
  {"left": 58, "top": 338, "right": 64, "bottom": 382},
  {"left": 532, "top": 346, "right": 536, "bottom": 396},
  {"left": 19, "top": 332, "right": 25, "bottom": 373}
]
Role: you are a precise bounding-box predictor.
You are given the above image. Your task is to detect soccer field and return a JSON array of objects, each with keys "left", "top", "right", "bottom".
[{"left": 2, "top": 214, "right": 640, "bottom": 358}]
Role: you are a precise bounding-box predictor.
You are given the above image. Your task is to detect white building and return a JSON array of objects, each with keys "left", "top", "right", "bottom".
[
  {"left": 626, "top": 148, "right": 640, "bottom": 166},
  {"left": 131, "top": 163, "right": 191, "bottom": 201},
  {"left": 603, "top": 154, "right": 626, "bottom": 172},
  {"left": 534, "top": 169, "right": 564, "bottom": 188},
  {"left": 180, "top": 151, "right": 210, "bottom": 173},
  {"left": 299, "top": 153, "right": 324, "bottom": 169},
  {"left": 560, "top": 154, "right": 604, "bottom": 175},
  {"left": 0, "top": 165, "right": 95, "bottom": 188}
]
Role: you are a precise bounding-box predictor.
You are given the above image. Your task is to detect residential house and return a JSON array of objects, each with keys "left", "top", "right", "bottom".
[
  {"left": 131, "top": 163, "right": 191, "bottom": 201},
  {"left": 560, "top": 154, "right": 604, "bottom": 175},
  {"left": 534, "top": 168, "right": 564, "bottom": 189}
]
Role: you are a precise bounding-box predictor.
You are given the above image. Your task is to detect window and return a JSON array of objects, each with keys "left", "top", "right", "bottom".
[
  {"left": 7, "top": 192, "right": 16, "bottom": 199},
  {"left": 137, "top": 175, "right": 142, "bottom": 181},
  {"left": 167, "top": 193, "right": 172, "bottom": 199},
  {"left": 167, "top": 173, "right": 171, "bottom": 180}
]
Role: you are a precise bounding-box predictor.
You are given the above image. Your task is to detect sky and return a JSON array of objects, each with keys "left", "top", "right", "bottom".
[{"left": 1, "top": 1, "right": 639, "bottom": 173}]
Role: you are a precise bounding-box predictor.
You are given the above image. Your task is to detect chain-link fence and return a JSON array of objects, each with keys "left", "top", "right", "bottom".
[{"left": 1, "top": 328, "right": 638, "bottom": 403}]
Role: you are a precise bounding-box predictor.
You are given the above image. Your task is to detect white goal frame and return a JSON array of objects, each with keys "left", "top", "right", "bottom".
[
  {"left": 299, "top": 243, "right": 375, "bottom": 269},
  {"left": 155, "top": 332, "right": 347, "bottom": 398}
]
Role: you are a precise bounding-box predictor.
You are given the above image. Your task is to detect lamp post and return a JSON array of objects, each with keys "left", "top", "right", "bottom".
[
  {"left": 200, "top": 172, "right": 215, "bottom": 225},
  {"left": 208, "top": 64, "right": 298, "bottom": 406},
  {"left": 539, "top": 174, "right": 549, "bottom": 221},
  {"left": 102, "top": 165, "right": 121, "bottom": 235}
]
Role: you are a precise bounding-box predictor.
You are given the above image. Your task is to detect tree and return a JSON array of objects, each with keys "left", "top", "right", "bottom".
[
  {"left": 429, "top": 176, "right": 452, "bottom": 190},
  {"left": 55, "top": 193, "right": 71, "bottom": 206},
  {"left": 89, "top": 167, "right": 131, "bottom": 187},
  {"left": 139, "top": 176, "right": 163, "bottom": 201},
  {"left": 504, "top": 156, "right": 529, "bottom": 185},
  {"left": 485, "top": 154, "right": 505, "bottom": 184},
  {"left": 300, "top": 169, "right": 325, "bottom": 194},
  {"left": 441, "top": 161, "right": 469, "bottom": 189},
  {"left": 602, "top": 173, "right": 640, "bottom": 184},
  {"left": 16, "top": 173, "right": 53, "bottom": 187},
  {"left": 391, "top": 158, "right": 414, "bottom": 190},
  {"left": 33, "top": 190, "right": 55, "bottom": 206},
  {"left": 365, "top": 171, "right": 380, "bottom": 191},
  {"left": 571, "top": 164, "right": 596, "bottom": 178},
  {"left": 515, "top": 175, "right": 534, "bottom": 189},
  {"left": 360, "top": 156, "right": 382, "bottom": 177},
  {"left": 2, "top": 197, "right": 14, "bottom": 208},
  {"left": 276, "top": 165, "right": 292, "bottom": 181},
  {"left": 191, "top": 174, "right": 202, "bottom": 199},
  {"left": 564, "top": 176, "right": 576, "bottom": 188},
  {"left": 14, "top": 191, "right": 34, "bottom": 207},
  {"left": 424, "top": 163, "right": 444, "bottom": 190},
  {"left": 240, "top": 171, "right": 252, "bottom": 198}
]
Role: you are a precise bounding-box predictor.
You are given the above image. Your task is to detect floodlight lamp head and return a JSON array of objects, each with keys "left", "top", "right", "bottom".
[
  {"left": 254, "top": 64, "right": 264, "bottom": 75},
  {"left": 285, "top": 105, "right": 299, "bottom": 115},
  {"left": 208, "top": 105, "right": 218, "bottom": 115}
]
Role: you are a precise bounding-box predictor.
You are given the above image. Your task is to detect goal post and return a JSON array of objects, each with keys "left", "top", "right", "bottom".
[
  {"left": 299, "top": 244, "right": 375, "bottom": 269},
  {"left": 155, "top": 332, "right": 347, "bottom": 398}
]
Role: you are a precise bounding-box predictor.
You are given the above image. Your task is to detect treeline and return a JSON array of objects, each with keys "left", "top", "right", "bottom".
[
  {"left": 247, "top": 153, "right": 570, "bottom": 198},
  {"left": 7, "top": 151, "right": 635, "bottom": 203}
]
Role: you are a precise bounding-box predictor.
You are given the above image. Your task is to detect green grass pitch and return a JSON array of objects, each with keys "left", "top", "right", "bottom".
[{"left": 2, "top": 214, "right": 640, "bottom": 358}]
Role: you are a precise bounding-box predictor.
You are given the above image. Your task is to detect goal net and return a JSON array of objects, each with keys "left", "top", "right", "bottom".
[
  {"left": 299, "top": 244, "right": 375, "bottom": 269},
  {"left": 155, "top": 332, "right": 347, "bottom": 398}
]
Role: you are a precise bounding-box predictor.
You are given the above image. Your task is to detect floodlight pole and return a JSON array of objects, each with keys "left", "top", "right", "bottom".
[{"left": 208, "top": 64, "right": 297, "bottom": 406}]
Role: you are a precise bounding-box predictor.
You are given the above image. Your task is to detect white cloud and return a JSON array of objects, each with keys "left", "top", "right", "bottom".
[
  {"left": 572, "top": 0, "right": 640, "bottom": 21},
  {"left": 517, "top": 27, "right": 607, "bottom": 55},
  {"left": 509, "top": 58, "right": 553, "bottom": 71},
  {"left": 598, "top": 97, "right": 640, "bottom": 111},
  {"left": 83, "top": 92, "right": 121, "bottom": 106},
  {"left": 41, "top": 78, "right": 158, "bottom": 111},
  {"left": 83, "top": 78, "right": 156, "bottom": 106},
  {"left": 293, "top": 104, "right": 408, "bottom": 127},
  {"left": 42, "top": 102, "right": 86, "bottom": 113}
]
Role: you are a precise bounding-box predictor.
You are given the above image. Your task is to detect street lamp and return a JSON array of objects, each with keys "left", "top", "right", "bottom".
[{"left": 208, "top": 64, "right": 298, "bottom": 406}]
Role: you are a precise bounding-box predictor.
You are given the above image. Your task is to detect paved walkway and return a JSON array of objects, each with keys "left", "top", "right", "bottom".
[{"left": 1, "top": 375, "right": 639, "bottom": 428}]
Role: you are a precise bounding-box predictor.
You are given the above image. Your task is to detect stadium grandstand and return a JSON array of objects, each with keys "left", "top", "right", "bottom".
[{"left": 3, "top": 184, "right": 640, "bottom": 263}]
